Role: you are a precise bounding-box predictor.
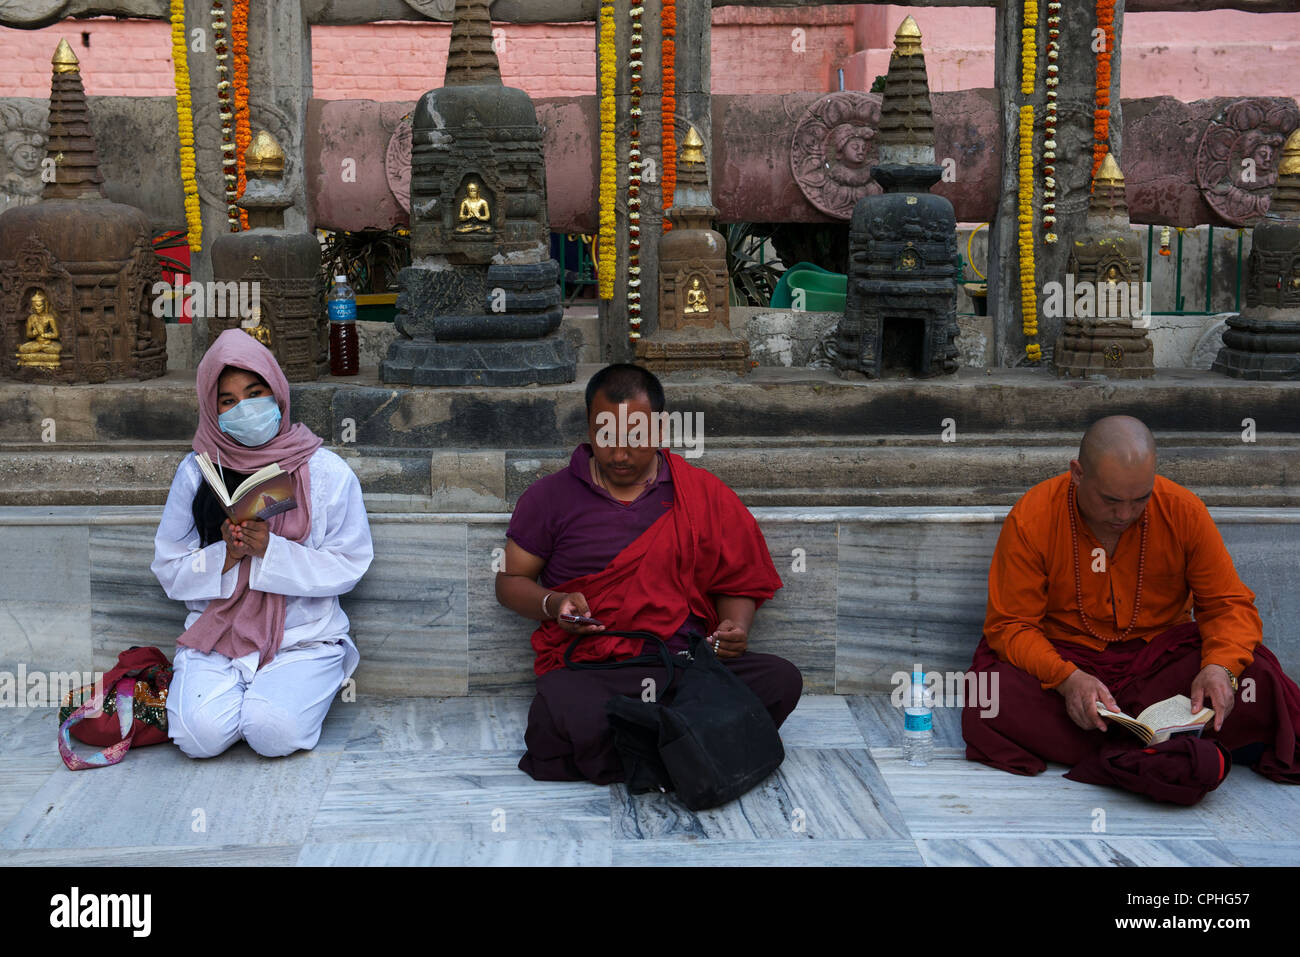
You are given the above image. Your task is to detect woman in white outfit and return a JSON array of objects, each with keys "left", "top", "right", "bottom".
[{"left": 152, "top": 328, "right": 373, "bottom": 758}]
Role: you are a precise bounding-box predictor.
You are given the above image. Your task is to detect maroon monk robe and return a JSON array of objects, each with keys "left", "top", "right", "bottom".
[
  {"left": 518, "top": 451, "right": 802, "bottom": 784},
  {"left": 962, "top": 622, "right": 1300, "bottom": 804}
]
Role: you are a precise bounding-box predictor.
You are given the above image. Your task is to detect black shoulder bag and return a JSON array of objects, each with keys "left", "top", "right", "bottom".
[{"left": 564, "top": 629, "right": 786, "bottom": 810}]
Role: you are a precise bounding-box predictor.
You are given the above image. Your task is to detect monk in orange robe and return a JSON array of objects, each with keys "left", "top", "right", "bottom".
[{"left": 962, "top": 415, "right": 1300, "bottom": 805}]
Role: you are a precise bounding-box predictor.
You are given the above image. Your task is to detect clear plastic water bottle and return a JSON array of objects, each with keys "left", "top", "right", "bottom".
[
  {"left": 903, "top": 667, "right": 934, "bottom": 767},
  {"left": 328, "top": 273, "right": 358, "bottom": 376}
]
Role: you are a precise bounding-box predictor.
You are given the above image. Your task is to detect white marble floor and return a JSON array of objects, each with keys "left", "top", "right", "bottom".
[{"left": 3, "top": 695, "right": 1299, "bottom": 867}]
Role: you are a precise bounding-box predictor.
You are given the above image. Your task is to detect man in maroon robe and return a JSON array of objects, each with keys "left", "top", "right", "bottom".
[{"left": 496, "top": 364, "right": 803, "bottom": 784}]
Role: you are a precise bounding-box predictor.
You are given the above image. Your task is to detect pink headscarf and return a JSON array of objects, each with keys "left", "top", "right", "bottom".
[{"left": 176, "top": 329, "right": 323, "bottom": 666}]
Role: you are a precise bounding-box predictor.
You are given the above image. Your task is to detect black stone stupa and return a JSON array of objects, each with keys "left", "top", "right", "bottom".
[
  {"left": 380, "top": 0, "right": 574, "bottom": 386},
  {"left": 1213, "top": 130, "right": 1300, "bottom": 380},
  {"left": 834, "top": 17, "right": 959, "bottom": 379}
]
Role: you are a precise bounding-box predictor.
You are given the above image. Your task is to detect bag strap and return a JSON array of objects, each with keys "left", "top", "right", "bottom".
[
  {"left": 563, "top": 629, "right": 681, "bottom": 697},
  {"left": 58, "top": 678, "right": 139, "bottom": 771}
]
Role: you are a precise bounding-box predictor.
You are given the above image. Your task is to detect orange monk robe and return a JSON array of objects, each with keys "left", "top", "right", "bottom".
[{"left": 985, "top": 473, "right": 1262, "bottom": 690}]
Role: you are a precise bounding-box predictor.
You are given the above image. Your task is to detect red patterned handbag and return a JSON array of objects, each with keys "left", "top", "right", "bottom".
[{"left": 57, "top": 646, "right": 173, "bottom": 770}]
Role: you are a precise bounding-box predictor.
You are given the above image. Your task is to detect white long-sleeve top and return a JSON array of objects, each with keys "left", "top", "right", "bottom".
[{"left": 151, "top": 447, "right": 374, "bottom": 678}]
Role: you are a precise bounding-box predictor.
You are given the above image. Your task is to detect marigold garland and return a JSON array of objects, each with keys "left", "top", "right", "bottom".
[
  {"left": 1093, "top": 0, "right": 1116, "bottom": 180},
  {"left": 661, "top": 0, "right": 677, "bottom": 231},
  {"left": 170, "top": 0, "right": 201, "bottom": 251},
  {"left": 232, "top": 0, "right": 250, "bottom": 230},
  {"left": 597, "top": 0, "right": 617, "bottom": 300},
  {"left": 627, "top": 5, "right": 645, "bottom": 340},
  {"left": 1020, "top": 0, "right": 1037, "bottom": 95}
]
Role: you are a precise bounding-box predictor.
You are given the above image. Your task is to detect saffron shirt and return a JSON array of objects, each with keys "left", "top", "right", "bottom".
[
  {"left": 151, "top": 448, "right": 374, "bottom": 677},
  {"left": 985, "top": 472, "right": 1262, "bottom": 690}
]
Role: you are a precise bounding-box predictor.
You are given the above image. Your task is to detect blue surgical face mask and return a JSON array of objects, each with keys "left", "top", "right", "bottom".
[{"left": 218, "top": 395, "right": 282, "bottom": 447}]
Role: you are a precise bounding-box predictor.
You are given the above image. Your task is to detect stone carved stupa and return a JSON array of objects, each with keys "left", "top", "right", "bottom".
[
  {"left": 636, "top": 127, "right": 750, "bottom": 374},
  {"left": 210, "top": 131, "right": 328, "bottom": 381},
  {"left": 0, "top": 40, "right": 165, "bottom": 383},
  {"left": 834, "top": 18, "right": 959, "bottom": 379},
  {"left": 381, "top": 0, "right": 574, "bottom": 386},
  {"left": 1213, "top": 130, "right": 1300, "bottom": 379},
  {"left": 1055, "top": 152, "right": 1154, "bottom": 379}
]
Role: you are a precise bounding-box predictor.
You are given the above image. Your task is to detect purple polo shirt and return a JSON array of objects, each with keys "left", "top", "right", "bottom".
[{"left": 507, "top": 443, "right": 706, "bottom": 652}]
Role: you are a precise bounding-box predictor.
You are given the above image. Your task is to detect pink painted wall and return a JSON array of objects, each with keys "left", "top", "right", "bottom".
[
  {"left": 845, "top": 4, "right": 1299, "bottom": 99},
  {"left": 0, "top": 7, "right": 1296, "bottom": 100}
]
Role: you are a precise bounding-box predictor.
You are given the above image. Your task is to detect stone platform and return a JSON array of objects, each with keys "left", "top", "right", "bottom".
[
  {"left": 4, "top": 696, "right": 1298, "bottom": 867},
  {"left": 2, "top": 366, "right": 1299, "bottom": 509}
]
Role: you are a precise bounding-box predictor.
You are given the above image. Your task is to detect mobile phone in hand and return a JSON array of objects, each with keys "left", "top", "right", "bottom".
[{"left": 559, "top": 613, "right": 603, "bottom": 627}]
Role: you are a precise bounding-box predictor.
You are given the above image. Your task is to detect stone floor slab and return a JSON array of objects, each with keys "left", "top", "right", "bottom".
[
  {"left": 915, "top": 837, "right": 1243, "bottom": 867},
  {"left": 297, "top": 839, "right": 612, "bottom": 866}
]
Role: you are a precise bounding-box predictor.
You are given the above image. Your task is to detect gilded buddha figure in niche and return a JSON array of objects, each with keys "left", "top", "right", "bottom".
[
  {"left": 684, "top": 276, "right": 710, "bottom": 315},
  {"left": 456, "top": 181, "right": 492, "bottom": 233},
  {"left": 16, "top": 289, "right": 61, "bottom": 368}
]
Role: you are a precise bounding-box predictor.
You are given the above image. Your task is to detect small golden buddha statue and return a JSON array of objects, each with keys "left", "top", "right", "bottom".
[
  {"left": 240, "top": 305, "right": 272, "bottom": 348},
  {"left": 683, "top": 277, "right": 710, "bottom": 315},
  {"left": 1104, "top": 263, "right": 1122, "bottom": 284},
  {"left": 455, "top": 181, "right": 492, "bottom": 233},
  {"left": 17, "top": 290, "right": 62, "bottom": 368}
]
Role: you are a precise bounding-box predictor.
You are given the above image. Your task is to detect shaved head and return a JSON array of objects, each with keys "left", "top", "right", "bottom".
[
  {"left": 1070, "top": 416, "right": 1157, "bottom": 542},
  {"left": 1078, "top": 415, "right": 1156, "bottom": 474}
]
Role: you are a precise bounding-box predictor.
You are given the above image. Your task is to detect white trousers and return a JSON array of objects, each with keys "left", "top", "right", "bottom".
[{"left": 167, "top": 642, "right": 348, "bottom": 759}]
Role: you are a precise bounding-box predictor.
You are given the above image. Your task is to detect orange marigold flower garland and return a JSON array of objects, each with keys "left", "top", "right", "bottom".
[
  {"left": 661, "top": 0, "right": 677, "bottom": 232},
  {"left": 1094, "top": 0, "right": 1115, "bottom": 179},
  {"left": 170, "top": 0, "right": 201, "bottom": 251},
  {"left": 232, "top": 0, "right": 250, "bottom": 230},
  {"left": 597, "top": 0, "right": 617, "bottom": 299},
  {"left": 627, "top": 5, "right": 645, "bottom": 339}
]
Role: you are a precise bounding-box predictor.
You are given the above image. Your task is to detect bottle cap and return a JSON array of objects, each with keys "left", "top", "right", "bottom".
[{"left": 334, "top": 274, "right": 347, "bottom": 284}]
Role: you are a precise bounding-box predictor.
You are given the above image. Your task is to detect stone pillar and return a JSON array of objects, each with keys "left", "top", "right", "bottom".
[
  {"left": 991, "top": 0, "right": 1126, "bottom": 368},
  {"left": 598, "top": 0, "right": 711, "bottom": 365},
  {"left": 185, "top": 0, "right": 313, "bottom": 368}
]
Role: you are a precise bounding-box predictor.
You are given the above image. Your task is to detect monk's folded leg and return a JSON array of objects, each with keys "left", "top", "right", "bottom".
[
  {"left": 961, "top": 638, "right": 1097, "bottom": 775},
  {"left": 519, "top": 664, "right": 674, "bottom": 785},
  {"left": 721, "top": 652, "right": 803, "bottom": 728},
  {"left": 1064, "top": 737, "right": 1231, "bottom": 806},
  {"left": 1214, "top": 644, "right": 1300, "bottom": 783}
]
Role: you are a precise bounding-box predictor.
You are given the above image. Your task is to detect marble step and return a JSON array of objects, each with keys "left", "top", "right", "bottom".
[
  {"left": 0, "top": 441, "right": 1296, "bottom": 508},
  {"left": 2, "top": 367, "right": 1298, "bottom": 448}
]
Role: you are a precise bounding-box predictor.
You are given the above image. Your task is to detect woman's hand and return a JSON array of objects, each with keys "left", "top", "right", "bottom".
[
  {"left": 231, "top": 518, "right": 270, "bottom": 559},
  {"left": 221, "top": 519, "right": 248, "bottom": 571}
]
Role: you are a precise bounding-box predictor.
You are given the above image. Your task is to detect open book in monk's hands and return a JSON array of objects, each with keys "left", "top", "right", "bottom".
[
  {"left": 195, "top": 452, "right": 297, "bottom": 524},
  {"left": 1096, "top": 694, "right": 1214, "bottom": 745}
]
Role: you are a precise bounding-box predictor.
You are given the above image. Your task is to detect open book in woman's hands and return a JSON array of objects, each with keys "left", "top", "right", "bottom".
[
  {"left": 196, "top": 452, "right": 297, "bottom": 523},
  {"left": 1095, "top": 694, "right": 1214, "bottom": 745}
]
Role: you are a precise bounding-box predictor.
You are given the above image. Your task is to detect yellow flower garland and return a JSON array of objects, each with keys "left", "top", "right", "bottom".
[
  {"left": 597, "top": 1, "right": 617, "bottom": 300},
  {"left": 1021, "top": 0, "right": 1038, "bottom": 95},
  {"left": 171, "top": 0, "right": 201, "bottom": 252}
]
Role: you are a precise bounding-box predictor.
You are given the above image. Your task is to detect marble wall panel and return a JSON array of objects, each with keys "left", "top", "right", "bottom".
[
  {"left": 0, "top": 601, "right": 91, "bottom": 680},
  {"left": 750, "top": 520, "right": 837, "bottom": 693},
  {"left": 343, "top": 523, "right": 468, "bottom": 697},
  {"left": 1219, "top": 523, "right": 1300, "bottom": 680},
  {"left": 836, "top": 521, "right": 1001, "bottom": 694},
  {"left": 466, "top": 523, "right": 537, "bottom": 695},
  {"left": 0, "top": 525, "right": 89, "bottom": 602},
  {"left": 89, "top": 524, "right": 186, "bottom": 673}
]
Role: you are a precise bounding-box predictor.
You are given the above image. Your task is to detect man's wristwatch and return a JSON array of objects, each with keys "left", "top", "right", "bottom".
[{"left": 1219, "top": 665, "right": 1239, "bottom": 693}]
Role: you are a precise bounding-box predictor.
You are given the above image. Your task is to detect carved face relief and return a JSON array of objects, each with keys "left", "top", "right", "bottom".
[
  {"left": 0, "top": 108, "right": 47, "bottom": 209},
  {"left": 791, "top": 92, "right": 882, "bottom": 220},
  {"left": 1197, "top": 97, "right": 1300, "bottom": 225}
]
